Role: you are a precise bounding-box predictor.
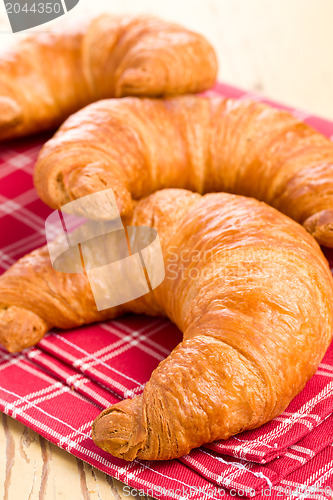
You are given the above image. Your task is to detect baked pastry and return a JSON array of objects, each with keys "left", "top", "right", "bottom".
[
  {"left": 0, "top": 189, "right": 332, "bottom": 460},
  {"left": 0, "top": 16, "right": 217, "bottom": 140},
  {"left": 33, "top": 95, "right": 333, "bottom": 247}
]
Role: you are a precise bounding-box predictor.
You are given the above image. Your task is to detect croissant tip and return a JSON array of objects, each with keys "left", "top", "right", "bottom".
[
  {"left": 115, "top": 67, "right": 163, "bottom": 98},
  {"left": 0, "top": 97, "right": 23, "bottom": 131},
  {"left": 303, "top": 209, "right": 333, "bottom": 247},
  {"left": 92, "top": 403, "right": 147, "bottom": 461}
]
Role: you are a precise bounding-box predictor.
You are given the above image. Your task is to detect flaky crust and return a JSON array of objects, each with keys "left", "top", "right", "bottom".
[
  {"left": 0, "top": 189, "right": 332, "bottom": 460},
  {"left": 34, "top": 95, "right": 333, "bottom": 247},
  {"left": 0, "top": 16, "right": 217, "bottom": 140}
]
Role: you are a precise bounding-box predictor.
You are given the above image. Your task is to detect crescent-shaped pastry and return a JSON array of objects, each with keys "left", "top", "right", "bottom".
[
  {"left": 0, "top": 189, "right": 332, "bottom": 460},
  {"left": 0, "top": 16, "right": 217, "bottom": 140},
  {"left": 33, "top": 96, "right": 333, "bottom": 247}
]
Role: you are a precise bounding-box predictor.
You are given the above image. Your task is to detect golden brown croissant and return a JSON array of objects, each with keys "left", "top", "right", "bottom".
[
  {"left": 0, "top": 16, "right": 217, "bottom": 141},
  {"left": 34, "top": 95, "right": 333, "bottom": 247},
  {"left": 0, "top": 189, "right": 332, "bottom": 461}
]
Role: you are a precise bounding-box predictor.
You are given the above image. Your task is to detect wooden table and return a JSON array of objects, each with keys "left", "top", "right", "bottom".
[{"left": 1, "top": 0, "right": 333, "bottom": 498}]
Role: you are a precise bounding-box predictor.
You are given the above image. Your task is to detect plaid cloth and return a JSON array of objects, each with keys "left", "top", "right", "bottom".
[{"left": 1, "top": 82, "right": 333, "bottom": 500}]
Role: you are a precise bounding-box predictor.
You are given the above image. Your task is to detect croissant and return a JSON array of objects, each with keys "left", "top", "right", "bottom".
[
  {"left": 34, "top": 95, "right": 333, "bottom": 247},
  {"left": 0, "top": 16, "right": 217, "bottom": 141},
  {"left": 1, "top": 189, "right": 332, "bottom": 461}
]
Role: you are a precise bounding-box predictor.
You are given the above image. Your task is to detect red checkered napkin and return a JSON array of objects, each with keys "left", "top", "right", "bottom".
[
  {"left": 34, "top": 319, "right": 333, "bottom": 467},
  {"left": 0, "top": 345, "right": 225, "bottom": 500},
  {"left": 23, "top": 322, "right": 333, "bottom": 497},
  {"left": 23, "top": 319, "right": 333, "bottom": 496},
  {"left": 36, "top": 316, "right": 182, "bottom": 400},
  {"left": 181, "top": 415, "right": 333, "bottom": 496},
  {"left": 21, "top": 339, "right": 333, "bottom": 498},
  {"left": 1, "top": 83, "right": 333, "bottom": 500},
  {"left": 1, "top": 332, "right": 333, "bottom": 500}
]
